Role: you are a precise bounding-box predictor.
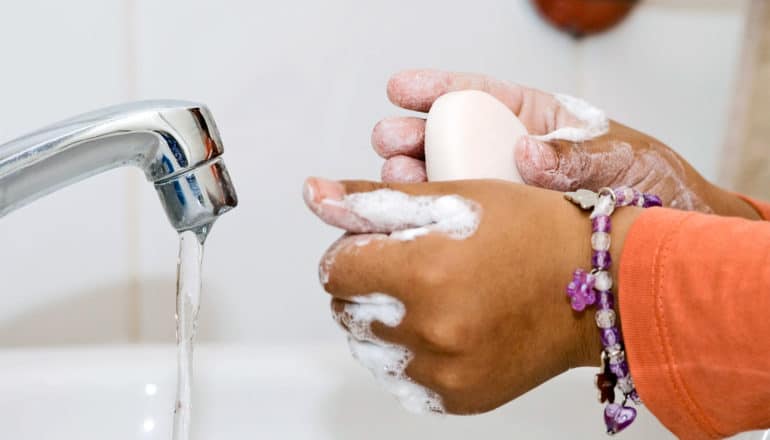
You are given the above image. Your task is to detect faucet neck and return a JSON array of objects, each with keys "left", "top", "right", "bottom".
[{"left": 0, "top": 101, "right": 238, "bottom": 231}]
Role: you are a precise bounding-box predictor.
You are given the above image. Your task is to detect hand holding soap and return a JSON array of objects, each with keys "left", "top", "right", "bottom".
[{"left": 424, "top": 90, "right": 528, "bottom": 183}]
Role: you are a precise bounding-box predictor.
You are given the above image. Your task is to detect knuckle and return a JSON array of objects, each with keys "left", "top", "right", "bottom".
[
  {"left": 415, "top": 263, "right": 450, "bottom": 290},
  {"left": 432, "top": 365, "right": 467, "bottom": 395},
  {"left": 419, "top": 317, "right": 468, "bottom": 353}
]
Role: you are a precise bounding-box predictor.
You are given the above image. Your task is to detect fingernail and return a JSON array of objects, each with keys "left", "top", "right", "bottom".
[{"left": 305, "top": 177, "right": 345, "bottom": 206}]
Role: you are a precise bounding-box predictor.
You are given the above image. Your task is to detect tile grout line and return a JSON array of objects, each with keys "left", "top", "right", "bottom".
[{"left": 123, "top": 0, "right": 142, "bottom": 343}]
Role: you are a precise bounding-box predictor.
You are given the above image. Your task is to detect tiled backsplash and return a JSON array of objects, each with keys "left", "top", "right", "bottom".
[{"left": 0, "top": 0, "right": 751, "bottom": 345}]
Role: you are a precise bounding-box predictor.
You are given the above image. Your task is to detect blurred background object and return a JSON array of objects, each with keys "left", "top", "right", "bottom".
[
  {"left": 723, "top": 0, "right": 770, "bottom": 200},
  {"left": 532, "top": 0, "right": 640, "bottom": 37}
]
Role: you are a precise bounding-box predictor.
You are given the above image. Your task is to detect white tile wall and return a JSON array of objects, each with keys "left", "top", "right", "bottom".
[
  {"left": 0, "top": 0, "right": 136, "bottom": 345},
  {"left": 580, "top": 0, "right": 750, "bottom": 180}
]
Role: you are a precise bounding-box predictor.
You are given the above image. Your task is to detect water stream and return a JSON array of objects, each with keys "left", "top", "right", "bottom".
[{"left": 172, "top": 226, "right": 209, "bottom": 440}]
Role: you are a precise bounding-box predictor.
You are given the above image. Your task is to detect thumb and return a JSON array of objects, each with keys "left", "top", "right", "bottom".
[
  {"left": 303, "top": 177, "right": 385, "bottom": 233},
  {"left": 303, "top": 177, "right": 479, "bottom": 237},
  {"left": 514, "top": 136, "right": 634, "bottom": 191}
]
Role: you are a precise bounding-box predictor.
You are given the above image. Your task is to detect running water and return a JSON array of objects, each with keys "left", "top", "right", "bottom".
[{"left": 172, "top": 226, "right": 210, "bottom": 440}]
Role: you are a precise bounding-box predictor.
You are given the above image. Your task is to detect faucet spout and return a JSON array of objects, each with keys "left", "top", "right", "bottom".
[{"left": 0, "top": 100, "right": 238, "bottom": 232}]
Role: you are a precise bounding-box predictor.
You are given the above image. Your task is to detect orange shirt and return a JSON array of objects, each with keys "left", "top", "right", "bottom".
[{"left": 620, "top": 197, "right": 770, "bottom": 439}]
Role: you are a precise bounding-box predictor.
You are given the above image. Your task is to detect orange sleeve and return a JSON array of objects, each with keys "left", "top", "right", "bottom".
[{"left": 619, "top": 202, "right": 770, "bottom": 439}]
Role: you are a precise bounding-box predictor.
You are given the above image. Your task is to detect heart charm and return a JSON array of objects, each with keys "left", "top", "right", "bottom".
[{"left": 604, "top": 403, "right": 637, "bottom": 434}]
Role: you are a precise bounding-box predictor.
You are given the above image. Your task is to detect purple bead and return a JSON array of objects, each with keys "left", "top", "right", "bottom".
[
  {"left": 566, "top": 281, "right": 578, "bottom": 297},
  {"left": 614, "top": 188, "right": 626, "bottom": 204},
  {"left": 584, "top": 289, "right": 596, "bottom": 306},
  {"left": 592, "top": 215, "right": 611, "bottom": 233},
  {"left": 598, "top": 291, "right": 615, "bottom": 309},
  {"left": 609, "top": 360, "right": 629, "bottom": 378},
  {"left": 643, "top": 193, "right": 662, "bottom": 208},
  {"left": 592, "top": 250, "right": 612, "bottom": 270},
  {"left": 604, "top": 403, "right": 637, "bottom": 434},
  {"left": 570, "top": 294, "right": 587, "bottom": 312},
  {"left": 567, "top": 269, "right": 599, "bottom": 311},
  {"left": 629, "top": 390, "right": 642, "bottom": 404},
  {"left": 600, "top": 327, "right": 620, "bottom": 347}
]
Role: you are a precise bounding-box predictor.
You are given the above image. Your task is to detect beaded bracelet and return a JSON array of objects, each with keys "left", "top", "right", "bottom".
[{"left": 564, "top": 186, "right": 662, "bottom": 435}]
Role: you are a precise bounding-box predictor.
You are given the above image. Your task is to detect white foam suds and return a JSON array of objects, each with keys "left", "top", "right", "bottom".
[
  {"left": 335, "top": 293, "right": 445, "bottom": 414},
  {"left": 336, "top": 294, "right": 405, "bottom": 340},
  {"left": 324, "top": 189, "right": 481, "bottom": 241},
  {"left": 534, "top": 94, "right": 609, "bottom": 143}
]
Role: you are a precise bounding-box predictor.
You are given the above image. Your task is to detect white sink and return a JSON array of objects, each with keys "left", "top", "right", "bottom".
[{"left": 0, "top": 343, "right": 761, "bottom": 439}]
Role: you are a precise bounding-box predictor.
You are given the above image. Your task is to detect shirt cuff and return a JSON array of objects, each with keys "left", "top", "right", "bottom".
[{"left": 618, "top": 207, "right": 720, "bottom": 439}]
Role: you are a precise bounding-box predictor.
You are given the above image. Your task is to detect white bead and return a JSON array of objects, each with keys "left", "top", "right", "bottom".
[
  {"left": 591, "top": 195, "right": 615, "bottom": 218},
  {"left": 622, "top": 188, "right": 635, "bottom": 204},
  {"left": 617, "top": 376, "right": 634, "bottom": 393},
  {"left": 595, "top": 270, "right": 613, "bottom": 291},
  {"left": 596, "top": 309, "right": 616, "bottom": 329},
  {"left": 608, "top": 349, "right": 625, "bottom": 365},
  {"left": 636, "top": 196, "right": 645, "bottom": 207},
  {"left": 605, "top": 343, "right": 621, "bottom": 356},
  {"left": 591, "top": 232, "right": 611, "bottom": 251}
]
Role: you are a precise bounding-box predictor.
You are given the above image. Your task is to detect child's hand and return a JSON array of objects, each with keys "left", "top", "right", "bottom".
[
  {"left": 303, "top": 177, "right": 640, "bottom": 414},
  {"left": 372, "top": 69, "right": 759, "bottom": 219}
]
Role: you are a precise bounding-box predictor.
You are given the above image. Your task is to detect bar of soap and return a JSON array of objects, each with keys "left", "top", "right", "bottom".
[{"left": 424, "top": 90, "right": 528, "bottom": 182}]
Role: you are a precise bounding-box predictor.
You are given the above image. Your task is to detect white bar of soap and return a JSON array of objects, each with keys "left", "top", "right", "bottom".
[{"left": 424, "top": 90, "right": 528, "bottom": 183}]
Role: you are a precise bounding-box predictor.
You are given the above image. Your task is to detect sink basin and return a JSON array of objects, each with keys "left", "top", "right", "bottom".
[
  {"left": 0, "top": 343, "right": 761, "bottom": 439},
  {"left": 0, "top": 341, "right": 673, "bottom": 440}
]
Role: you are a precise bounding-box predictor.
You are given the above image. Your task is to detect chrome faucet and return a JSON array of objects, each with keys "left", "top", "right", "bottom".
[{"left": 0, "top": 101, "right": 238, "bottom": 234}]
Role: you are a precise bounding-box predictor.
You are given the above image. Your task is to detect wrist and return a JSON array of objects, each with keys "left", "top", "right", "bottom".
[
  {"left": 555, "top": 186, "right": 652, "bottom": 435},
  {"left": 569, "top": 200, "right": 644, "bottom": 368},
  {"left": 703, "top": 181, "right": 761, "bottom": 220}
]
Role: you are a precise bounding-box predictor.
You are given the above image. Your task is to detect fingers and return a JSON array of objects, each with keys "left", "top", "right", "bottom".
[
  {"left": 514, "top": 135, "right": 635, "bottom": 191},
  {"left": 319, "top": 235, "right": 405, "bottom": 300},
  {"left": 387, "top": 69, "right": 526, "bottom": 114},
  {"left": 319, "top": 233, "right": 412, "bottom": 299},
  {"left": 371, "top": 117, "right": 425, "bottom": 159},
  {"left": 303, "top": 177, "right": 381, "bottom": 233},
  {"left": 386, "top": 69, "right": 562, "bottom": 135},
  {"left": 381, "top": 156, "right": 427, "bottom": 183},
  {"left": 303, "top": 177, "right": 480, "bottom": 238},
  {"left": 331, "top": 297, "right": 410, "bottom": 345}
]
